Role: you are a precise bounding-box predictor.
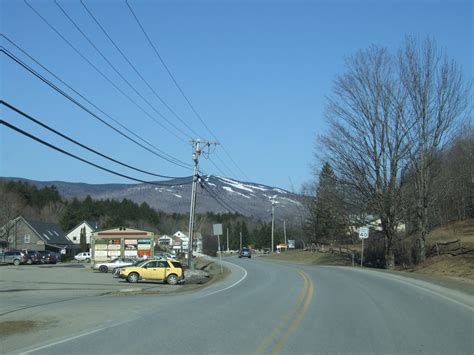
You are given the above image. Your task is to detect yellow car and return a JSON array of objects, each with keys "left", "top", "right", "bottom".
[{"left": 119, "top": 259, "right": 184, "bottom": 285}]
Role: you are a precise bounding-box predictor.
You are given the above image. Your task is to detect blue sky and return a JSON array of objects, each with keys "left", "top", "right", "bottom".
[{"left": 1, "top": 0, "right": 472, "bottom": 191}]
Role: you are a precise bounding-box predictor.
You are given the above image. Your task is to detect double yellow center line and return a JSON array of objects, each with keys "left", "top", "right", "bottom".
[{"left": 254, "top": 270, "right": 314, "bottom": 355}]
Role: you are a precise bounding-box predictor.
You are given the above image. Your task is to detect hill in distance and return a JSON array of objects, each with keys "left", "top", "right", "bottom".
[{"left": 2, "top": 176, "right": 307, "bottom": 222}]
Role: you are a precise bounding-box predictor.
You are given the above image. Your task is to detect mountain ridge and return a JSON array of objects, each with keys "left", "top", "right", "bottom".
[{"left": 1, "top": 176, "right": 306, "bottom": 222}]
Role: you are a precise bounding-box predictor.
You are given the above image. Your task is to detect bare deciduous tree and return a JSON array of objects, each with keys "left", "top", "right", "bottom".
[
  {"left": 321, "top": 45, "right": 410, "bottom": 268},
  {"left": 398, "top": 37, "right": 472, "bottom": 262}
]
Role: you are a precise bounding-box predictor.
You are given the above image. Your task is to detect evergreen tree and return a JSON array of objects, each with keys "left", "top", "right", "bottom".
[
  {"left": 80, "top": 226, "right": 87, "bottom": 252},
  {"left": 307, "top": 163, "right": 347, "bottom": 241}
]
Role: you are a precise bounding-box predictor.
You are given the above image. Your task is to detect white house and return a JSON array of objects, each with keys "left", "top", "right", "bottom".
[
  {"left": 66, "top": 221, "right": 98, "bottom": 245},
  {"left": 172, "top": 231, "right": 203, "bottom": 252},
  {"left": 157, "top": 235, "right": 182, "bottom": 248}
]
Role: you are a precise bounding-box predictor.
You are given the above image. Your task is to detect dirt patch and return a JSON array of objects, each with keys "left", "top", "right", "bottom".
[{"left": 0, "top": 320, "right": 46, "bottom": 338}]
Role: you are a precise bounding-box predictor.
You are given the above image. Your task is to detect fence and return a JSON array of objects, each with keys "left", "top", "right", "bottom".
[{"left": 427, "top": 239, "right": 474, "bottom": 257}]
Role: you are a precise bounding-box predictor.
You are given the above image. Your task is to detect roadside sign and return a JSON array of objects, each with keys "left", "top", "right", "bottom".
[
  {"left": 213, "top": 224, "right": 223, "bottom": 236},
  {"left": 288, "top": 240, "right": 295, "bottom": 249},
  {"left": 358, "top": 226, "right": 369, "bottom": 239}
]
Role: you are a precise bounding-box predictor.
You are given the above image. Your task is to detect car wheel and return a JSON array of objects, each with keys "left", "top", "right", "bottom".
[
  {"left": 238, "top": 256, "right": 242, "bottom": 258},
  {"left": 13, "top": 259, "right": 20, "bottom": 266},
  {"left": 249, "top": 256, "right": 251, "bottom": 258},
  {"left": 166, "top": 274, "right": 178, "bottom": 285},
  {"left": 127, "top": 272, "right": 139, "bottom": 283},
  {"left": 99, "top": 265, "right": 108, "bottom": 273},
  {"left": 85, "top": 258, "right": 91, "bottom": 263}
]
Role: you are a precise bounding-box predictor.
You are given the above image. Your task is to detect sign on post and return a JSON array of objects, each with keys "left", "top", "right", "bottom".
[
  {"left": 212, "top": 224, "right": 223, "bottom": 273},
  {"left": 288, "top": 240, "right": 296, "bottom": 249},
  {"left": 358, "top": 226, "right": 369, "bottom": 267},
  {"left": 358, "top": 226, "right": 369, "bottom": 239},
  {"left": 213, "top": 224, "right": 223, "bottom": 236}
]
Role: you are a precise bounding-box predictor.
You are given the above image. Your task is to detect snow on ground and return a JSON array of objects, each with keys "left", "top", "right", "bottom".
[
  {"left": 218, "top": 177, "right": 255, "bottom": 193},
  {"left": 279, "top": 197, "right": 302, "bottom": 205},
  {"left": 222, "top": 186, "right": 251, "bottom": 199}
]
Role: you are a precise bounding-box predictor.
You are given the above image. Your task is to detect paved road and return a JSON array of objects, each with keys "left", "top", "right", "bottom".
[{"left": 8, "top": 257, "right": 474, "bottom": 354}]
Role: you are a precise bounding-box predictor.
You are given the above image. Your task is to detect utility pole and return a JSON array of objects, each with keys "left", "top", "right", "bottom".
[
  {"left": 187, "top": 139, "right": 219, "bottom": 268},
  {"left": 239, "top": 231, "right": 242, "bottom": 251},
  {"left": 283, "top": 219, "right": 287, "bottom": 245},
  {"left": 226, "top": 227, "right": 229, "bottom": 252},
  {"left": 271, "top": 201, "right": 275, "bottom": 252}
]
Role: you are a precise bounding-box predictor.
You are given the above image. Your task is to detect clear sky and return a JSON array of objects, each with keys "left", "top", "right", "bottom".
[{"left": 1, "top": 0, "right": 472, "bottom": 191}]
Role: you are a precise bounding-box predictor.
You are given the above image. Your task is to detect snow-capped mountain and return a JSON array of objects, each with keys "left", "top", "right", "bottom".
[{"left": 3, "top": 176, "right": 306, "bottom": 222}]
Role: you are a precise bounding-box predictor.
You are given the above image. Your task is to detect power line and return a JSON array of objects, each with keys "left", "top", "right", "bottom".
[
  {"left": 0, "top": 45, "right": 192, "bottom": 169},
  {"left": 1, "top": 36, "right": 189, "bottom": 169},
  {"left": 24, "top": 0, "right": 189, "bottom": 145},
  {"left": 125, "top": 0, "right": 251, "bottom": 181},
  {"left": 0, "top": 120, "right": 193, "bottom": 187},
  {"left": 80, "top": 0, "right": 201, "bottom": 139},
  {"left": 52, "top": 0, "right": 190, "bottom": 143},
  {"left": 1, "top": 100, "right": 187, "bottom": 180}
]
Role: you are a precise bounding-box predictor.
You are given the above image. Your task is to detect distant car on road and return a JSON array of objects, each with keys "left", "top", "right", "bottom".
[
  {"left": 239, "top": 247, "right": 252, "bottom": 258},
  {"left": 263, "top": 248, "right": 271, "bottom": 254},
  {"left": 92, "top": 257, "right": 137, "bottom": 273},
  {"left": 119, "top": 259, "right": 184, "bottom": 285},
  {"left": 74, "top": 252, "right": 91, "bottom": 262}
]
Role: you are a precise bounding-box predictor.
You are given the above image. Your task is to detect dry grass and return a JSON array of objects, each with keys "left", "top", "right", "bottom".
[
  {"left": 426, "top": 219, "right": 474, "bottom": 247},
  {"left": 265, "top": 250, "right": 352, "bottom": 266},
  {"left": 406, "top": 254, "right": 474, "bottom": 282}
]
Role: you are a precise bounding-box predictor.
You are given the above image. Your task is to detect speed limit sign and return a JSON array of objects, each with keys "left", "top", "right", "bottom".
[{"left": 358, "top": 226, "right": 369, "bottom": 239}]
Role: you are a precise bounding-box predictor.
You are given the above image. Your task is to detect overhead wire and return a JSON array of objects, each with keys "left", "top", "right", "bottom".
[
  {"left": 0, "top": 120, "right": 193, "bottom": 187},
  {"left": 1, "top": 36, "right": 190, "bottom": 168},
  {"left": 125, "top": 0, "right": 251, "bottom": 181},
  {"left": 80, "top": 0, "right": 201, "bottom": 139},
  {"left": 52, "top": 0, "right": 190, "bottom": 143},
  {"left": 1, "top": 100, "right": 187, "bottom": 180},
  {"left": 0, "top": 46, "right": 192, "bottom": 170},
  {"left": 23, "top": 0, "right": 189, "bottom": 146}
]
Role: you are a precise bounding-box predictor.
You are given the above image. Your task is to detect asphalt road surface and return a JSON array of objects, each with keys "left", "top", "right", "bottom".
[{"left": 8, "top": 257, "right": 474, "bottom": 354}]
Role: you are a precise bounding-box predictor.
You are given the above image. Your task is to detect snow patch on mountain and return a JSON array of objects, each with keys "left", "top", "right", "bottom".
[
  {"left": 217, "top": 177, "right": 255, "bottom": 193},
  {"left": 222, "top": 186, "right": 251, "bottom": 199}
]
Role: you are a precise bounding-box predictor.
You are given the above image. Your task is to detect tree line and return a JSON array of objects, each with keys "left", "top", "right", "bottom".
[{"left": 304, "top": 37, "right": 472, "bottom": 268}]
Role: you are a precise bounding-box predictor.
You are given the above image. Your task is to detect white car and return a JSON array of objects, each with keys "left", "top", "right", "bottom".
[
  {"left": 92, "top": 257, "right": 137, "bottom": 273},
  {"left": 74, "top": 252, "right": 91, "bottom": 262}
]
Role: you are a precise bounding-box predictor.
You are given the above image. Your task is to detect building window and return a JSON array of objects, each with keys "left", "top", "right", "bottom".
[
  {"left": 24, "top": 234, "right": 31, "bottom": 244},
  {"left": 73, "top": 237, "right": 77, "bottom": 241}
]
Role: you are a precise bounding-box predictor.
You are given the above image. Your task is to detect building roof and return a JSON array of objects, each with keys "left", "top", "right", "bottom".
[
  {"left": 67, "top": 220, "right": 99, "bottom": 234},
  {"left": 25, "top": 218, "right": 73, "bottom": 247}
]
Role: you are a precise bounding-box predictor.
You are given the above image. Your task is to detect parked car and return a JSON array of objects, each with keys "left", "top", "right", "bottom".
[
  {"left": 263, "top": 248, "right": 271, "bottom": 254},
  {"left": 112, "top": 259, "right": 142, "bottom": 277},
  {"left": 92, "top": 257, "right": 137, "bottom": 273},
  {"left": 74, "top": 252, "right": 91, "bottom": 262},
  {"left": 0, "top": 251, "right": 28, "bottom": 265},
  {"left": 118, "top": 259, "right": 184, "bottom": 285},
  {"left": 38, "top": 250, "right": 57, "bottom": 264},
  {"left": 23, "top": 250, "right": 44, "bottom": 264},
  {"left": 239, "top": 247, "right": 252, "bottom": 258}
]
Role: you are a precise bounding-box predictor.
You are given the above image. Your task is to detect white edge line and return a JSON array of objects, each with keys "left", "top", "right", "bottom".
[
  {"left": 340, "top": 266, "right": 474, "bottom": 311},
  {"left": 199, "top": 260, "right": 248, "bottom": 298},
  {"left": 19, "top": 317, "right": 137, "bottom": 354}
]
